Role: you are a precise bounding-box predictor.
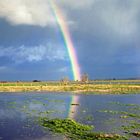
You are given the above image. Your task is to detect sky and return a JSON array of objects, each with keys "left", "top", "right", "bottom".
[{"left": 0, "top": 0, "right": 140, "bottom": 81}]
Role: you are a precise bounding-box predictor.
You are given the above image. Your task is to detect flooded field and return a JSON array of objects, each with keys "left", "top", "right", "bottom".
[{"left": 0, "top": 92, "right": 140, "bottom": 140}]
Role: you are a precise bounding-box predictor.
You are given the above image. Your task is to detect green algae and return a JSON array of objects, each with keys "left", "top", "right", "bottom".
[{"left": 39, "top": 118, "right": 127, "bottom": 140}]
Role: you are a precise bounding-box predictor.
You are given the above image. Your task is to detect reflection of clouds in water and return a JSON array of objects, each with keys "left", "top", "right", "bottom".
[
  {"left": 14, "top": 135, "right": 63, "bottom": 140},
  {"left": 28, "top": 101, "right": 66, "bottom": 112},
  {"left": 47, "top": 102, "right": 66, "bottom": 112},
  {"left": 28, "top": 103, "right": 44, "bottom": 111},
  {"left": 0, "top": 109, "right": 26, "bottom": 120},
  {"left": 21, "top": 101, "right": 68, "bottom": 118},
  {"left": 0, "top": 109, "right": 15, "bottom": 119}
]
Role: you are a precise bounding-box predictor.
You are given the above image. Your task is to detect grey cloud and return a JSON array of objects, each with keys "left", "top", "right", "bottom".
[
  {"left": 0, "top": 0, "right": 95, "bottom": 27},
  {"left": 0, "top": 0, "right": 139, "bottom": 40},
  {"left": 0, "top": 44, "right": 67, "bottom": 63},
  {"left": 98, "top": 0, "right": 138, "bottom": 37},
  {"left": 0, "top": 0, "right": 55, "bottom": 26},
  {"left": 68, "top": 0, "right": 140, "bottom": 40},
  {"left": 56, "top": 0, "right": 96, "bottom": 9}
]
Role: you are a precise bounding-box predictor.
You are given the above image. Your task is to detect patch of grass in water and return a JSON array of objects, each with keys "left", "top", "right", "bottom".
[
  {"left": 122, "top": 122, "right": 140, "bottom": 132},
  {"left": 83, "top": 115, "right": 94, "bottom": 122},
  {"left": 99, "top": 110, "right": 140, "bottom": 119},
  {"left": 8, "top": 101, "right": 17, "bottom": 105},
  {"left": 39, "top": 118, "right": 127, "bottom": 140},
  {"left": 98, "top": 104, "right": 140, "bottom": 139},
  {"left": 120, "top": 111, "right": 140, "bottom": 119},
  {"left": 48, "top": 99, "right": 65, "bottom": 103},
  {"left": 109, "top": 102, "right": 140, "bottom": 111},
  {"left": 99, "top": 110, "right": 119, "bottom": 115},
  {"left": 31, "top": 100, "right": 44, "bottom": 104}
]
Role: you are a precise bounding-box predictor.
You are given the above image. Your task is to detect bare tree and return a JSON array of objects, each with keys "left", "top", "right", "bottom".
[
  {"left": 81, "top": 73, "right": 89, "bottom": 83},
  {"left": 61, "top": 76, "right": 69, "bottom": 85}
]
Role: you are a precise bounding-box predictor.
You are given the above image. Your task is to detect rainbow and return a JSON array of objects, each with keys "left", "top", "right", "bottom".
[
  {"left": 68, "top": 95, "right": 80, "bottom": 119},
  {"left": 49, "top": 0, "right": 81, "bottom": 81}
]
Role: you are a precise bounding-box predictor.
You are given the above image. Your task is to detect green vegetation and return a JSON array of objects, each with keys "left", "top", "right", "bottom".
[
  {"left": 0, "top": 80, "right": 139, "bottom": 93},
  {"left": 99, "top": 102, "right": 140, "bottom": 139},
  {"left": 39, "top": 118, "right": 127, "bottom": 140}
]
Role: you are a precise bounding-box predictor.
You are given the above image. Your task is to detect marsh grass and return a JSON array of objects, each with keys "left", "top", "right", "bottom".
[
  {"left": 99, "top": 102, "right": 140, "bottom": 139},
  {"left": 39, "top": 118, "right": 126, "bottom": 140},
  {"left": 0, "top": 82, "right": 139, "bottom": 94}
]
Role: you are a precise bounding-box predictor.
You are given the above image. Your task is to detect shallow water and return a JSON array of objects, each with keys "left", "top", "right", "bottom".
[{"left": 0, "top": 92, "right": 140, "bottom": 140}]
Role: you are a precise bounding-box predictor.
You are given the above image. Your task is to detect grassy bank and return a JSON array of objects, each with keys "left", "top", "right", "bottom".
[{"left": 0, "top": 80, "right": 139, "bottom": 93}]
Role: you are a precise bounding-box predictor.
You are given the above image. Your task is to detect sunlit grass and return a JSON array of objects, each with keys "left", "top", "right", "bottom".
[{"left": 0, "top": 80, "right": 139, "bottom": 93}]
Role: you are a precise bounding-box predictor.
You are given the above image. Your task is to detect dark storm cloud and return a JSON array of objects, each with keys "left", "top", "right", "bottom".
[
  {"left": 65, "top": 0, "right": 140, "bottom": 79},
  {"left": 0, "top": 0, "right": 140, "bottom": 80}
]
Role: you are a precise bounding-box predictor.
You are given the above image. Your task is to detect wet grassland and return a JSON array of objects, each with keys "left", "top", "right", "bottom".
[
  {"left": 0, "top": 80, "right": 140, "bottom": 139},
  {"left": 38, "top": 101, "right": 140, "bottom": 140},
  {"left": 29, "top": 99, "right": 140, "bottom": 140},
  {"left": 0, "top": 80, "right": 139, "bottom": 94},
  {"left": 1, "top": 93, "right": 140, "bottom": 140}
]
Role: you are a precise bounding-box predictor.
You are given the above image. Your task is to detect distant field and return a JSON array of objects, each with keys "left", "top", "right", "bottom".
[
  {"left": 0, "top": 79, "right": 140, "bottom": 86},
  {"left": 0, "top": 80, "right": 139, "bottom": 93}
]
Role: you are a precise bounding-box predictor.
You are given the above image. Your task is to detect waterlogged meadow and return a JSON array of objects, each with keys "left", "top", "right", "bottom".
[{"left": 0, "top": 92, "right": 140, "bottom": 140}]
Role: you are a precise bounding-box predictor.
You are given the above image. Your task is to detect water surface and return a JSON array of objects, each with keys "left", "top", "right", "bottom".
[{"left": 0, "top": 92, "right": 140, "bottom": 140}]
